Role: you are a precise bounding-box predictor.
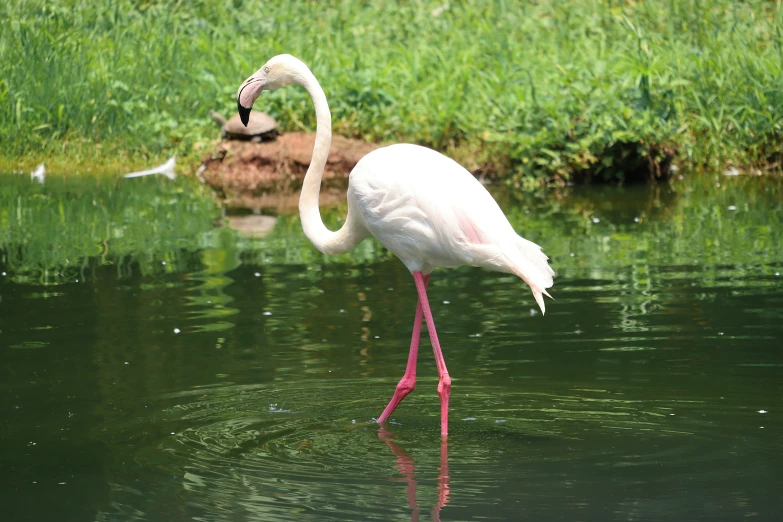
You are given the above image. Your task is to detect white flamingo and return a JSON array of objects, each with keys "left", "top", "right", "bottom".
[{"left": 237, "top": 55, "right": 554, "bottom": 438}]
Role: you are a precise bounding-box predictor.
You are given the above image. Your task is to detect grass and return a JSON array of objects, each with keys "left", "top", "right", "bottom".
[{"left": 1, "top": 0, "right": 782, "bottom": 185}]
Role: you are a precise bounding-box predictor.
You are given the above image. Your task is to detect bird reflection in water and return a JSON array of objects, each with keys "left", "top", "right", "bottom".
[{"left": 378, "top": 426, "right": 450, "bottom": 522}]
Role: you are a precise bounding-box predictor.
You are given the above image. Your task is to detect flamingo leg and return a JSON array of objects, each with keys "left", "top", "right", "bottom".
[
  {"left": 412, "top": 271, "right": 452, "bottom": 439},
  {"left": 378, "top": 275, "right": 430, "bottom": 424}
]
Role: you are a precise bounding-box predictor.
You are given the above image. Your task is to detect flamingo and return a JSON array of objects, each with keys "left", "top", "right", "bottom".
[{"left": 237, "top": 55, "right": 554, "bottom": 438}]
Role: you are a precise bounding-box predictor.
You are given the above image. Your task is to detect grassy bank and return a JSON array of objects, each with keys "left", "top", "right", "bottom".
[{"left": 1, "top": 0, "right": 781, "bottom": 184}]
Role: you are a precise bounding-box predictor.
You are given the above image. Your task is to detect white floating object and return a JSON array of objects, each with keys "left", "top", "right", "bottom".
[
  {"left": 727, "top": 205, "right": 737, "bottom": 211},
  {"left": 758, "top": 410, "right": 767, "bottom": 414},
  {"left": 173, "top": 328, "right": 181, "bottom": 334},
  {"left": 123, "top": 155, "right": 176, "bottom": 180},
  {"left": 591, "top": 217, "right": 600, "bottom": 223},
  {"left": 31, "top": 163, "right": 45, "bottom": 184}
]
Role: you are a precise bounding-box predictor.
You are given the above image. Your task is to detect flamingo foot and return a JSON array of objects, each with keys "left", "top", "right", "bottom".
[{"left": 378, "top": 375, "right": 416, "bottom": 424}]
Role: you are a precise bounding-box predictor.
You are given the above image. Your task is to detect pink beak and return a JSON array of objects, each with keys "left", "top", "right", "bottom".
[{"left": 236, "top": 72, "right": 267, "bottom": 126}]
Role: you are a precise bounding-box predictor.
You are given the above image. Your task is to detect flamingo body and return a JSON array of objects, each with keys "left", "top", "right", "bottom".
[{"left": 349, "top": 143, "right": 553, "bottom": 303}]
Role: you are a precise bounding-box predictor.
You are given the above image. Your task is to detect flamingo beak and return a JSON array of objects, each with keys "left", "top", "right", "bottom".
[{"left": 237, "top": 72, "right": 267, "bottom": 127}]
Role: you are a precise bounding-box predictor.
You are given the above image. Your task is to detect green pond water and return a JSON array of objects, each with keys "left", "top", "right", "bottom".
[{"left": 0, "top": 173, "right": 781, "bottom": 521}]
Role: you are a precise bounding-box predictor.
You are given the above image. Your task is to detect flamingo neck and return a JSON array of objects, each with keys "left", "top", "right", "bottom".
[{"left": 295, "top": 65, "right": 365, "bottom": 254}]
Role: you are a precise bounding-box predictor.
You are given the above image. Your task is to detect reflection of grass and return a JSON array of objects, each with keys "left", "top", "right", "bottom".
[
  {"left": 1, "top": 1, "right": 780, "bottom": 182},
  {"left": 234, "top": 210, "right": 392, "bottom": 270},
  {"left": 0, "top": 175, "right": 221, "bottom": 282},
  {"left": 507, "top": 176, "right": 783, "bottom": 274},
  {"left": 1, "top": 174, "right": 779, "bottom": 289}
]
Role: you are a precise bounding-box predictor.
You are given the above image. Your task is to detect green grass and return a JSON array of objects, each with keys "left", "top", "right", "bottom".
[{"left": 1, "top": 0, "right": 782, "bottom": 184}]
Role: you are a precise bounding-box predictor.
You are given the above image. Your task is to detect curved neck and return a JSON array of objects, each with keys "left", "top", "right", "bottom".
[{"left": 295, "top": 65, "right": 365, "bottom": 254}]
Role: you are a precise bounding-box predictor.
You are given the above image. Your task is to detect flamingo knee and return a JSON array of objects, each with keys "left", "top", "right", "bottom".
[
  {"left": 438, "top": 374, "right": 451, "bottom": 398},
  {"left": 396, "top": 377, "right": 416, "bottom": 396}
]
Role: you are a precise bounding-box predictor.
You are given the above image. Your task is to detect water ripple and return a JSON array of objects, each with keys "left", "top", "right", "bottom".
[{"left": 97, "top": 379, "right": 779, "bottom": 521}]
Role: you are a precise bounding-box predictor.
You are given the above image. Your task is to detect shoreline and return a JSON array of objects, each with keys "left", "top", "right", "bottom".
[{"left": 2, "top": 134, "right": 779, "bottom": 207}]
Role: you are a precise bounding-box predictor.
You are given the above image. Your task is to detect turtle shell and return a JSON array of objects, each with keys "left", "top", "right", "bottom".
[{"left": 222, "top": 111, "right": 277, "bottom": 140}]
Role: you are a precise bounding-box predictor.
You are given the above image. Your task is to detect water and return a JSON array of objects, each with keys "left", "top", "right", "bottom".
[{"left": 0, "top": 174, "right": 781, "bottom": 521}]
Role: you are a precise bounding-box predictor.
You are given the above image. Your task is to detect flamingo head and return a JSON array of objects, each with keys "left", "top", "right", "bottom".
[{"left": 237, "top": 54, "right": 302, "bottom": 126}]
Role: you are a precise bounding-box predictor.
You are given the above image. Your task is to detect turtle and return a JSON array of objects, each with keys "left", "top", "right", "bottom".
[{"left": 209, "top": 110, "right": 278, "bottom": 142}]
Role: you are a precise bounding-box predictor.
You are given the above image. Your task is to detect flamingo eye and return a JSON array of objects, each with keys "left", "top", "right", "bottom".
[{"left": 263, "top": 66, "right": 270, "bottom": 73}]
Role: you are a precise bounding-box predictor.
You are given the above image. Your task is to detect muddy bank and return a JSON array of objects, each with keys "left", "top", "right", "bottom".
[{"left": 200, "top": 132, "right": 379, "bottom": 208}]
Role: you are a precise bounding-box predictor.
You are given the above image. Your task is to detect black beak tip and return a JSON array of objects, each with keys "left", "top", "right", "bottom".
[{"left": 238, "top": 102, "right": 251, "bottom": 127}]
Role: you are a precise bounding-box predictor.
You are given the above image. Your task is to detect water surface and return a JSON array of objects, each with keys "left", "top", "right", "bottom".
[{"left": 0, "top": 174, "right": 781, "bottom": 521}]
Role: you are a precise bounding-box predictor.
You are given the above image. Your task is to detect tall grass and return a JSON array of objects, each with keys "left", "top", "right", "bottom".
[{"left": 1, "top": 0, "right": 781, "bottom": 183}]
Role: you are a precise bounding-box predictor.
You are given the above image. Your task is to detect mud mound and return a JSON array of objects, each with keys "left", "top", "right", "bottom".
[{"left": 200, "top": 132, "right": 379, "bottom": 207}]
